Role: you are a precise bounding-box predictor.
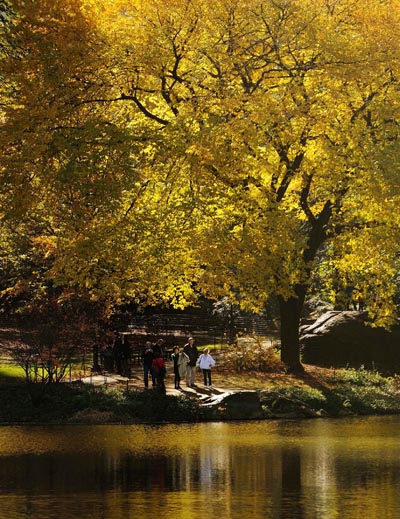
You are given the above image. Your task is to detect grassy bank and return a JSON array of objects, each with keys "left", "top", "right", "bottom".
[
  {"left": 0, "top": 365, "right": 400, "bottom": 424},
  {"left": 0, "top": 383, "right": 201, "bottom": 424}
]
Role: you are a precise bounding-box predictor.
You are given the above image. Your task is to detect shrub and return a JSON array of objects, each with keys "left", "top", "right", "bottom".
[
  {"left": 329, "top": 367, "right": 389, "bottom": 387},
  {"left": 224, "top": 335, "right": 285, "bottom": 372},
  {"left": 0, "top": 382, "right": 201, "bottom": 424},
  {"left": 121, "top": 390, "right": 200, "bottom": 422},
  {"left": 322, "top": 367, "right": 400, "bottom": 416}
]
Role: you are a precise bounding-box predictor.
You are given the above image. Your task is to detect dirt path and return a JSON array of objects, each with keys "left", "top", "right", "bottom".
[{"left": 79, "top": 359, "right": 234, "bottom": 398}]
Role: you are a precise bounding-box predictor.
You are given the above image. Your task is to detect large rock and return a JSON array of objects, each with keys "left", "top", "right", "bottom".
[
  {"left": 201, "top": 391, "right": 264, "bottom": 420},
  {"left": 259, "top": 390, "right": 326, "bottom": 419},
  {"left": 300, "top": 311, "right": 400, "bottom": 370},
  {"left": 201, "top": 390, "right": 328, "bottom": 420}
]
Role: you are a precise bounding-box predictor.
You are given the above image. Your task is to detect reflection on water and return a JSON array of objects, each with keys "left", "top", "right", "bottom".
[{"left": 1, "top": 417, "right": 400, "bottom": 519}]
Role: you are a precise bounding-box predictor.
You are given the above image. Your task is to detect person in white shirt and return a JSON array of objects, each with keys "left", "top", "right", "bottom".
[{"left": 197, "top": 348, "right": 216, "bottom": 387}]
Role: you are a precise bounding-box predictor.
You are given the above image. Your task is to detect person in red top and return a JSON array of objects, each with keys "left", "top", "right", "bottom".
[{"left": 152, "top": 353, "right": 166, "bottom": 394}]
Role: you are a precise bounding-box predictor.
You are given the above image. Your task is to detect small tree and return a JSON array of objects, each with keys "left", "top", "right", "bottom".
[
  {"left": 18, "top": 325, "right": 77, "bottom": 384},
  {"left": 6, "top": 324, "right": 78, "bottom": 404},
  {"left": 5, "top": 293, "right": 110, "bottom": 402}
]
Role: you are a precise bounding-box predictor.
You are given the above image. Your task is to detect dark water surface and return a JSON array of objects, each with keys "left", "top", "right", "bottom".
[{"left": 0, "top": 416, "right": 400, "bottom": 519}]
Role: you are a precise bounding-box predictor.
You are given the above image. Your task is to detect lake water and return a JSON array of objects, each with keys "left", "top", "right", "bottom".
[{"left": 1, "top": 416, "right": 400, "bottom": 519}]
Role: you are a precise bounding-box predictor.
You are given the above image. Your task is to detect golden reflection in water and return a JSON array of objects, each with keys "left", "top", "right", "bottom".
[{"left": 0, "top": 417, "right": 400, "bottom": 519}]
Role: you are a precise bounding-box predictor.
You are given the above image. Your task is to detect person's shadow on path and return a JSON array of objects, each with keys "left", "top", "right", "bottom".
[{"left": 178, "top": 385, "right": 225, "bottom": 397}]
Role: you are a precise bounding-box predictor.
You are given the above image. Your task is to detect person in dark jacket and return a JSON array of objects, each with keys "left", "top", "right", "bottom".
[
  {"left": 120, "top": 335, "right": 131, "bottom": 378},
  {"left": 142, "top": 341, "right": 155, "bottom": 388},
  {"left": 153, "top": 338, "right": 166, "bottom": 358},
  {"left": 152, "top": 352, "right": 166, "bottom": 394},
  {"left": 184, "top": 336, "right": 199, "bottom": 387},
  {"left": 112, "top": 331, "right": 123, "bottom": 374},
  {"left": 171, "top": 346, "right": 181, "bottom": 389}
]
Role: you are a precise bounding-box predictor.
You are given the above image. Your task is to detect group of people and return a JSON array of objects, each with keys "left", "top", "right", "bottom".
[
  {"left": 142, "top": 336, "right": 216, "bottom": 392},
  {"left": 100, "top": 331, "right": 132, "bottom": 377},
  {"left": 170, "top": 337, "right": 216, "bottom": 389},
  {"left": 103, "top": 332, "right": 216, "bottom": 393}
]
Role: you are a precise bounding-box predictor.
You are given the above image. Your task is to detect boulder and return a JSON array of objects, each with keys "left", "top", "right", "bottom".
[
  {"left": 259, "top": 390, "right": 323, "bottom": 419},
  {"left": 201, "top": 390, "right": 264, "bottom": 420},
  {"left": 300, "top": 310, "right": 400, "bottom": 371}
]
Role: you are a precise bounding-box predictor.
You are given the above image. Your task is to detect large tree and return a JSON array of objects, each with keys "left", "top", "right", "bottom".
[
  {"left": 2, "top": 0, "right": 400, "bottom": 371},
  {"left": 104, "top": 0, "right": 400, "bottom": 370}
]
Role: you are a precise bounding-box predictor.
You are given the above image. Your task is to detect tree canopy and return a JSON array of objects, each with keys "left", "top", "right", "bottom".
[{"left": 2, "top": 0, "right": 400, "bottom": 370}]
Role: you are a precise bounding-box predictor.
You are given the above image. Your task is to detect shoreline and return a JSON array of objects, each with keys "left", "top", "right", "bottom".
[{"left": 1, "top": 369, "right": 400, "bottom": 425}]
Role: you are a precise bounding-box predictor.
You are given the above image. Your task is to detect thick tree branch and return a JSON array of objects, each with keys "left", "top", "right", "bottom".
[
  {"left": 120, "top": 93, "right": 169, "bottom": 126},
  {"left": 300, "top": 173, "right": 316, "bottom": 224},
  {"left": 276, "top": 150, "right": 305, "bottom": 201},
  {"left": 303, "top": 199, "right": 332, "bottom": 265}
]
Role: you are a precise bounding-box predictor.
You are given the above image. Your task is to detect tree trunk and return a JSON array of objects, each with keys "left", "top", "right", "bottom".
[
  {"left": 279, "top": 291, "right": 306, "bottom": 373},
  {"left": 277, "top": 200, "right": 334, "bottom": 372},
  {"left": 92, "top": 343, "right": 101, "bottom": 372}
]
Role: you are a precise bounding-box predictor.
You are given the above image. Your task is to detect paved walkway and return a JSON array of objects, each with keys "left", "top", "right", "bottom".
[{"left": 78, "top": 361, "right": 227, "bottom": 399}]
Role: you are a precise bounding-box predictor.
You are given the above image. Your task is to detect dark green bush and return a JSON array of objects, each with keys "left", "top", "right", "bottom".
[{"left": 0, "top": 383, "right": 200, "bottom": 424}]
